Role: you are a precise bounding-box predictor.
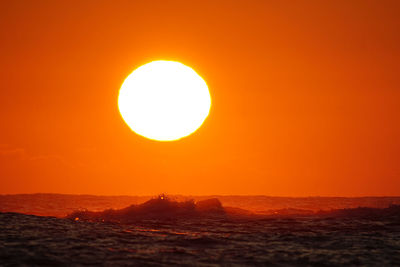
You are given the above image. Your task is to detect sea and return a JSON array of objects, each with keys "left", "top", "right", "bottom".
[{"left": 1, "top": 194, "right": 400, "bottom": 266}]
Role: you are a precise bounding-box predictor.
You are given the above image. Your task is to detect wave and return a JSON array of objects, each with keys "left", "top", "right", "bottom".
[
  {"left": 66, "top": 195, "right": 233, "bottom": 222},
  {"left": 65, "top": 195, "right": 400, "bottom": 222},
  {"left": 317, "top": 204, "right": 400, "bottom": 218}
]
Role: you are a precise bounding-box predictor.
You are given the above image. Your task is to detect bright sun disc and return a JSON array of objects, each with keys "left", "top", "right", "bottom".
[{"left": 118, "top": 61, "right": 211, "bottom": 141}]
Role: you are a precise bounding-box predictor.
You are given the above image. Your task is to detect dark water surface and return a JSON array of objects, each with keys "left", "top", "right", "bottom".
[{"left": 1, "top": 212, "right": 399, "bottom": 266}]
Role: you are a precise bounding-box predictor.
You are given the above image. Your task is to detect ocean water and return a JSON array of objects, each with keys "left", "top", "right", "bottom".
[
  {"left": 1, "top": 194, "right": 400, "bottom": 217},
  {"left": 1, "top": 195, "right": 400, "bottom": 266}
]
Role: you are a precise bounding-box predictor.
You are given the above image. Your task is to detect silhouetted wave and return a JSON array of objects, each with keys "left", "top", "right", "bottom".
[
  {"left": 65, "top": 195, "right": 400, "bottom": 223},
  {"left": 66, "top": 195, "right": 232, "bottom": 222},
  {"left": 317, "top": 204, "right": 400, "bottom": 218},
  {"left": 2, "top": 194, "right": 400, "bottom": 217}
]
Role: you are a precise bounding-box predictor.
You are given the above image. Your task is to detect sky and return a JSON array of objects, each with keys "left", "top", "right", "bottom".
[{"left": 1, "top": 0, "right": 399, "bottom": 196}]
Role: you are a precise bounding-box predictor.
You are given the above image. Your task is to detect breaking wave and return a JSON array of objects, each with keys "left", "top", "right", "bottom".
[{"left": 66, "top": 194, "right": 400, "bottom": 223}]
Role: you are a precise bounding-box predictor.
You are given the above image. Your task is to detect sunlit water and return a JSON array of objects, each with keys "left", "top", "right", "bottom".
[{"left": 1, "top": 212, "right": 399, "bottom": 266}]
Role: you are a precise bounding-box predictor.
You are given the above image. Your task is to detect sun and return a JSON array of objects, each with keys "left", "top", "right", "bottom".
[{"left": 118, "top": 60, "right": 211, "bottom": 141}]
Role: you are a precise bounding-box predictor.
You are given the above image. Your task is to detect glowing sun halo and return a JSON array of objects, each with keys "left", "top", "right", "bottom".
[{"left": 118, "top": 61, "right": 211, "bottom": 141}]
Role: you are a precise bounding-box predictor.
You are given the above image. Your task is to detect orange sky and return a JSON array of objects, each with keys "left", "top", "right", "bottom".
[{"left": 1, "top": 0, "right": 399, "bottom": 196}]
